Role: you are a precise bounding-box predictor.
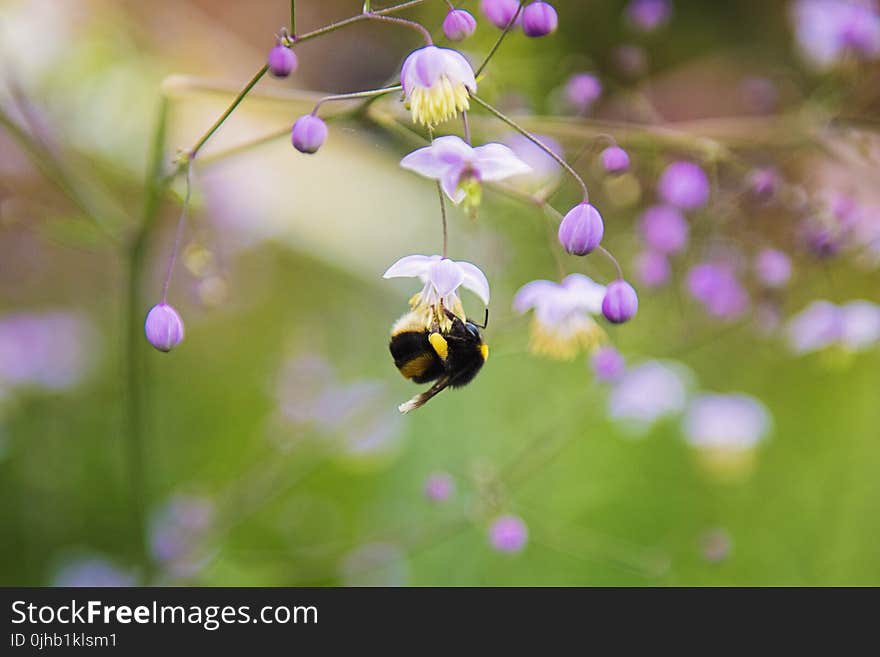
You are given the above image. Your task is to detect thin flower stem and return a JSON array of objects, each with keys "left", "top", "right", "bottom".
[
  {"left": 597, "top": 245, "right": 624, "bottom": 280},
  {"left": 188, "top": 65, "right": 268, "bottom": 160},
  {"left": 470, "top": 94, "right": 590, "bottom": 203},
  {"left": 290, "top": 0, "right": 296, "bottom": 34},
  {"left": 462, "top": 110, "right": 471, "bottom": 144},
  {"left": 474, "top": 0, "right": 526, "bottom": 78},
  {"left": 160, "top": 161, "right": 192, "bottom": 303},
  {"left": 311, "top": 85, "right": 402, "bottom": 115},
  {"left": 365, "top": 13, "right": 433, "bottom": 45},
  {"left": 437, "top": 182, "right": 449, "bottom": 258},
  {"left": 126, "top": 97, "right": 171, "bottom": 578},
  {"left": 182, "top": 0, "right": 429, "bottom": 161}
]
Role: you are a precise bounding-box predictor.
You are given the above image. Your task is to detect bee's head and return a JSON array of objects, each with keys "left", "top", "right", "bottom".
[{"left": 464, "top": 321, "right": 482, "bottom": 339}]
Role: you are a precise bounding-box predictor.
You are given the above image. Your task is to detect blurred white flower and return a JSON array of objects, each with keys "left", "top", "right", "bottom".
[
  {"left": 608, "top": 360, "right": 692, "bottom": 432},
  {"left": 513, "top": 274, "right": 607, "bottom": 359},
  {"left": 683, "top": 394, "right": 771, "bottom": 450}
]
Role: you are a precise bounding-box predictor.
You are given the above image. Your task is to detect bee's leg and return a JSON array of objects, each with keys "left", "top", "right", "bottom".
[{"left": 398, "top": 376, "right": 450, "bottom": 414}]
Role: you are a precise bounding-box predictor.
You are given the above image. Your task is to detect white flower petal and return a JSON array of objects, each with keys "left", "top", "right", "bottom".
[
  {"left": 440, "top": 167, "right": 466, "bottom": 204},
  {"left": 512, "top": 279, "right": 559, "bottom": 314},
  {"left": 455, "top": 260, "right": 491, "bottom": 305},
  {"left": 440, "top": 48, "right": 477, "bottom": 91},
  {"left": 428, "top": 258, "right": 465, "bottom": 298},
  {"left": 471, "top": 143, "right": 532, "bottom": 182},
  {"left": 561, "top": 273, "right": 606, "bottom": 314},
  {"left": 383, "top": 254, "right": 436, "bottom": 280}
]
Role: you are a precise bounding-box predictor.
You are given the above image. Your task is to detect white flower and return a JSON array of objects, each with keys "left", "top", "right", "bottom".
[
  {"left": 683, "top": 394, "right": 771, "bottom": 450},
  {"left": 608, "top": 360, "right": 692, "bottom": 432},
  {"left": 786, "top": 299, "right": 880, "bottom": 354},
  {"left": 400, "top": 46, "right": 477, "bottom": 127},
  {"left": 512, "top": 274, "right": 607, "bottom": 359},
  {"left": 384, "top": 254, "right": 490, "bottom": 328},
  {"left": 400, "top": 136, "right": 531, "bottom": 207}
]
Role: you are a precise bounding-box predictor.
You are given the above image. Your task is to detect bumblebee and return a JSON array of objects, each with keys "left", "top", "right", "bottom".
[{"left": 390, "top": 307, "right": 489, "bottom": 413}]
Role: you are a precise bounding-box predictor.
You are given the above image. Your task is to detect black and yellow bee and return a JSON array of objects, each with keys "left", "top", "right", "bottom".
[{"left": 390, "top": 307, "right": 489, "bottom": 413}]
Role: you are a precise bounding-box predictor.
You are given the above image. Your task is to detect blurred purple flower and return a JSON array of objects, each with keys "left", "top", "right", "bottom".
[
  {"left": 480, "top": 0, "right": 522, "bottom": 29},
  {"left": 626, "top": 0, "right": 672, "bottom": 32},
  {"left": 786, "top": 300, "right": 843, "bottom": 353},
  {"left": 52, "top": 556, "right": 135, "bottom": 587},
  {"left": 658, "top": 161, "right": 710, "bottom": 211},
  {"left": 513, "top": 274, "right": 607, "bottom": 359},
  {"left": 590, "top": 346, "right": 625, "bottom": 382},
  {"left": 791, "top": 0, "right": 880, "bottom": 69},
  {"left": 754, "top": 248, "right": 792, "bottom": 288},
  {"left": 424, "top": 472, "right": 455, "bottom": 502},
  {"left": 608, "top": 360, "right": 691, "bottom": 431},
  {"left": 273, "top": 356, "right": 404, "bottom": 458},
  {"left": 639, "top": 205, "right": 689, "bottom": 254},
  {"left": 488, "top": 515, "right": 528, "bottom": 553},
  {"left": 748, "top": 167, "right": 780, "bottom": 201},
  {"left": 687, "top": 263, "right": 749, "bottom": 319},
  {"left": 150, "top": 494, "right": 215, "bottom": 579},
  {"left": 601, "top": 146, "right": 630, "bottom": 174},
  {"left": 0, "top": 311, "right": 94, "bottom": 391},
  {"left": 635, "top": 250, "right": 671, "bottom": 288},
  {"left": 564, "top": 73, "right": 602, "bottom": 114}
]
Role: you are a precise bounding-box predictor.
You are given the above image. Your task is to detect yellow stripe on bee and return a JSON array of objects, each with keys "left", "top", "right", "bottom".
[
  {"left": 480, "top": 343, "right": 489, "bottom": 361},
  {"left": 428, "top": 332, "right": 449, "bottom": 360},
  {"left": 399, "top": 353, "right": 436, "bottom": 380}
]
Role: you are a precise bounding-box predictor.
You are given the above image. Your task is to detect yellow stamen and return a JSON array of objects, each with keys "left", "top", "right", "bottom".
[
  {"left": 528, "top": 318, "right": 606, "bottom": 360},
  {"left": 407, "top": 77, "right": 470, "bottom": 127}
]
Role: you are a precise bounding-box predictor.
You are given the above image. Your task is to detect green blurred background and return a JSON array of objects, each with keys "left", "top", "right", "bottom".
[{"left": 1, "top": 0, "right": 878, "bottom": 586}]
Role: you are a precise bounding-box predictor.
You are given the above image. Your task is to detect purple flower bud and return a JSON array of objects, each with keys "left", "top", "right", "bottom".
[
  {"left": 639, "top": 204, "right": 689, "bottom": 254},
  {"left": 658, "top": 161, "right": 710, "bottom": 211},
  {"left": 602, "top": 280, "right": 639, "bottom": 324},
  {"left": 635, "top": 249, "right": 671, "bottom": 288},
  {"left": 442, "top": 9, "right": 477, "bottom": 41},
  {"left": 626, "top": 0, "right": 672, "bottom": 32},
  {"left": 754, "top": 248, "right": 792, "bottom": 288},
  {"left": 291, "top": 114, "right": 327, "bottom": 154},
  {"left": 590, "top": 346, "right": 625, "bottom": 382},
  {"left": 267, "top": 45, "right": 298, "bottom": 78},
  {"left": 558, "top": 202, "right": 604, "bottom": 255},
  {"left": 424, "top": 472, "right": 454, "bottom": 502},
  {"left": 748, "top": 167, "right": 779, "bottom": 201},
  {"left": 564, "top": 73, "right": 602, "bottom": 114},
  {"left": 488, "top": 515, "right": 528, "bottom": 553},
  {"left": 600, "top": 146, "right": 630, "bottom": 174},
  {"left": 522, "top": 2, "right": 558, "bottom": 37},
  {"left": 144, "top": 303, "right": 184, "bottom": 352},
  {"left": 480, "top": 0, "right": 522, "bottom": 29}
]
